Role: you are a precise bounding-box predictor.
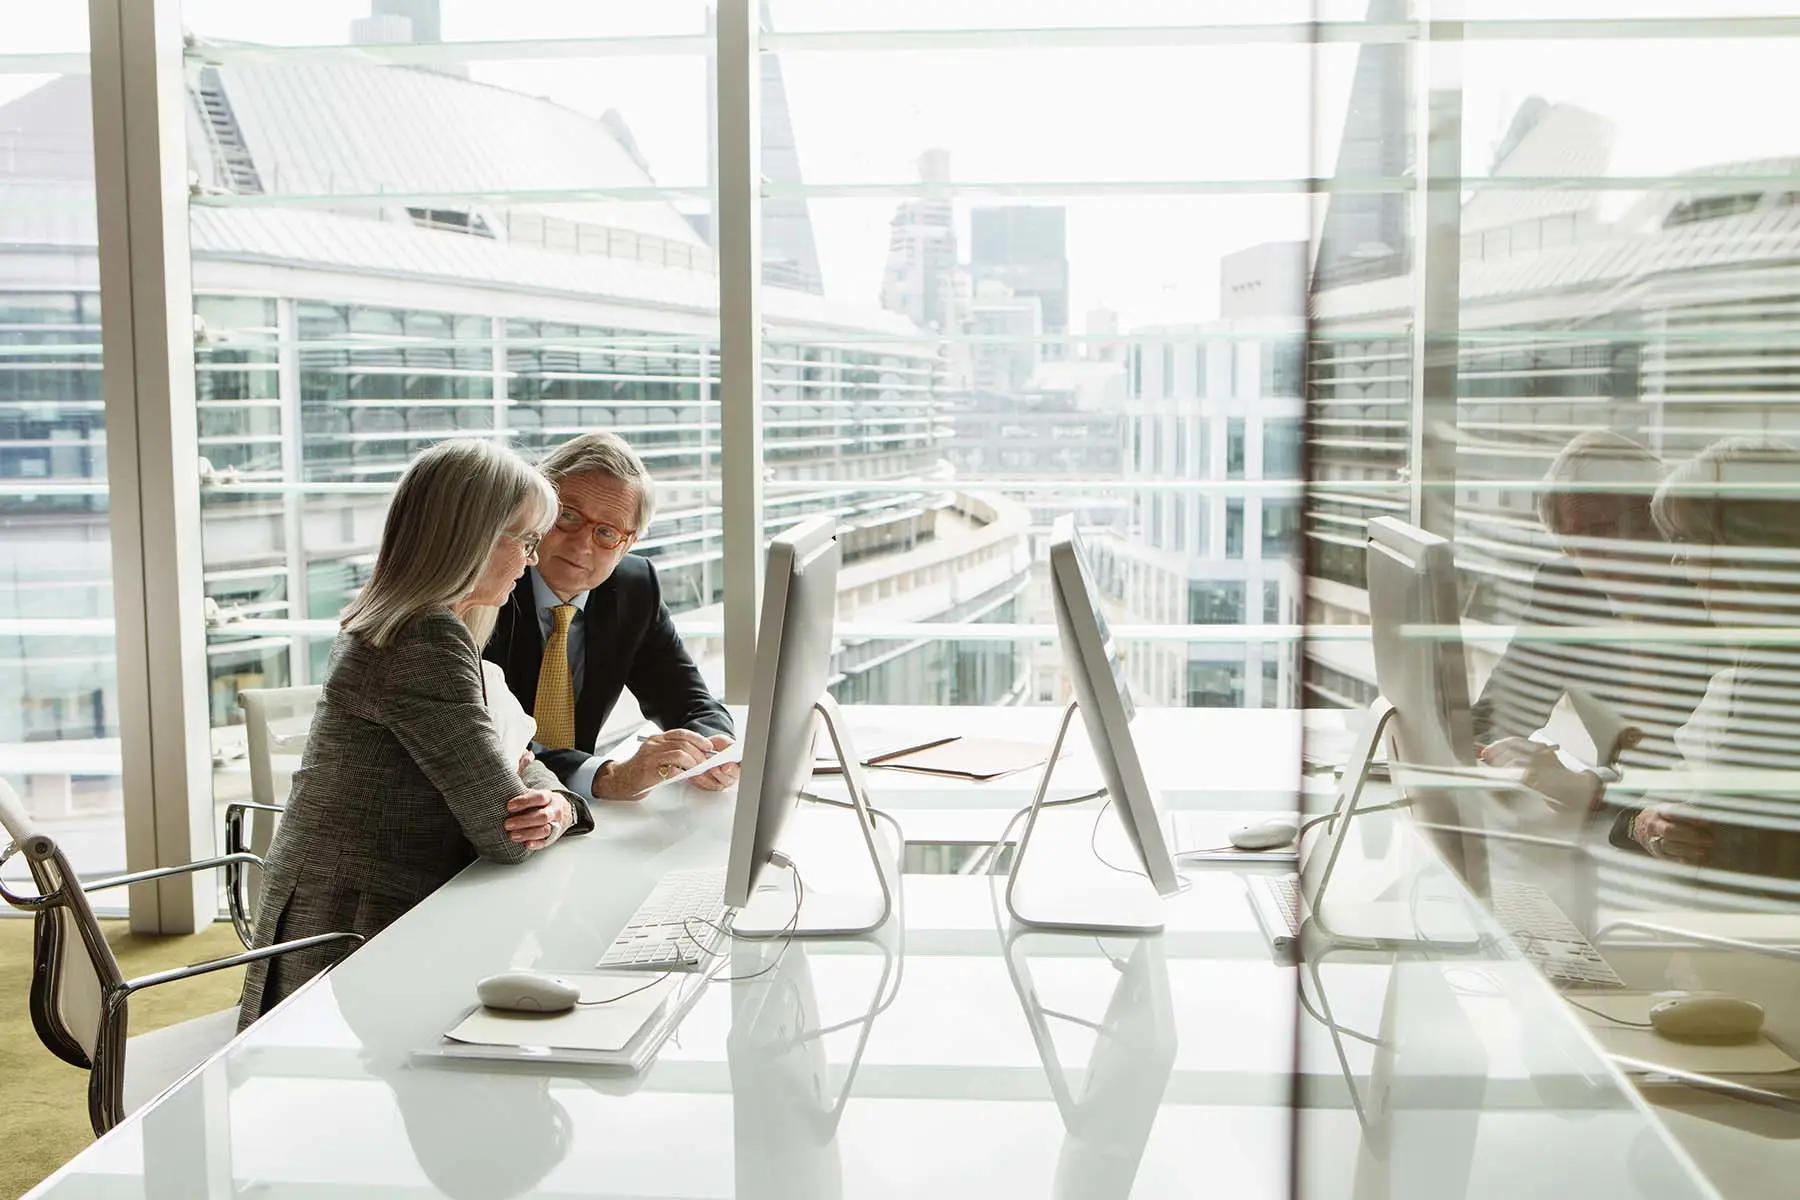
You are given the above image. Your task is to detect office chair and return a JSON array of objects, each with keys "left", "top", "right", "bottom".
[
  {"left": 0, "top": 778, "right": 361, "bottom": 1136},
  {"left": 225, "top": 685, "right": 319, "bottom": 947}
]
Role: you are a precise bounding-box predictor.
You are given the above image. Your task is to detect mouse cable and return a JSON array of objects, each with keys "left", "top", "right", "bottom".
[
  {"left": 675, "top": 863, "right": 808, "bottom": 986},
  {"left": 577, "top": 971, "right": 676, "bottom": 1007},
  {"left": 1088, "top": 796, "right": 1191, "bottom": 894},
  {"left": 1560, "top": 994, "right": 1652, "bottom": 1028}
]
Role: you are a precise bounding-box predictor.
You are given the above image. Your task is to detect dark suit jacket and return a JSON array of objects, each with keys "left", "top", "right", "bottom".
[
  {"left": 484, "top": 554, "right": 733, "bottom": 788},
  {"left": 239, "top": 609, "right": 590, "bottom": 1028},
  {"left": 1470, "top": 558, "right": 1714, "bottom": 769}
]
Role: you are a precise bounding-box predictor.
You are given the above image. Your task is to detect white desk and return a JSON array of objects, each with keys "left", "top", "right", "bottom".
[{"left": 28, "top": 707, "right": 1715, "bottom": 1200}]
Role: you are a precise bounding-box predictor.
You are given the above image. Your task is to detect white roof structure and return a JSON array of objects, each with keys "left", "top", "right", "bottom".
[
  {"left": 208, "top": 58, "right": 709, "bottom": 249},
  {"left": 0, "top": 61, "right": 922, "bottom": 343}
]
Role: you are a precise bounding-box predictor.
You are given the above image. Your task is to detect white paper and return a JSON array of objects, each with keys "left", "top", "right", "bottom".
[
  {"left": 481, "top": 661, "right": 537, "bottom": 758},
  {"left": 654, "top": 740, "right": 743, "bottom": 787}
]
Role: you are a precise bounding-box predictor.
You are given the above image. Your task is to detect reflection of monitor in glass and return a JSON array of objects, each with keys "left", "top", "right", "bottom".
[
  {"left": 1003, "top": 931, "right": 1176, "bottom": 1200},
  {"left": 1046, "top": 515, "right": 1177, "bottom": 897},
  {"left": 726, "top": 931, "right": 898, "bottom": 1200},
  {"left": 1365, "top": 517, "right": 1492, "bottom": 897},
  {"left": 727, "top": 516, "right": 897, "bottom": 937}
]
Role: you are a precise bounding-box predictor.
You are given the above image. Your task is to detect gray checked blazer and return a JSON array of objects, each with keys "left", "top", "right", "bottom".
[{"left": 238, "top": 607, "right": 591, "bottom": 1028}]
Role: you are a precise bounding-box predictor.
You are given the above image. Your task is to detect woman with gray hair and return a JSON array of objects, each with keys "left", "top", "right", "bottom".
[{"left": 238, "top": 438, "right": 591, "bottom": 1027}]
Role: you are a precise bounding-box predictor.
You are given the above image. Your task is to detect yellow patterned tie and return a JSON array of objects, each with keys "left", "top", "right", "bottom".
[{"left": 533, "top": 603, "right": 578, "bottom": 750}]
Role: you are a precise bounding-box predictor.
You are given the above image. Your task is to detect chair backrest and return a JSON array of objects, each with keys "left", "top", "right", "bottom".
[
  {"left": 239, "top": 685, "right": 322, "bottom": 812},
  {"left": 0, "top": 779, "right": 125, "bottom": 1070}
]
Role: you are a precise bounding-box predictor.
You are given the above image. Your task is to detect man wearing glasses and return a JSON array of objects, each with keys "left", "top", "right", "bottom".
[{"left": 484, "top": 432, "right": 736, "bottom": 800}]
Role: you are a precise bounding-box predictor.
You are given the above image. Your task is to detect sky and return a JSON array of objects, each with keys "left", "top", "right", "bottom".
[{"left": 6, "top": 1, "right": 1800, "bottom": 328}]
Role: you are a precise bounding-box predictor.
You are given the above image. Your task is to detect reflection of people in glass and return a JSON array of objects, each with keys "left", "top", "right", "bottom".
[
  {"left": 1473, "top": 431, "right": 1710, "bottom": 770},
  {"left": 1002, "top": 931, "right": 1176, "bottom": 1200},
  {"left": 331, "top": 946, "right": 578, "bottom": 1199},
  {"left": 1606, "top": 439, "right": 1800, "bottom": 895}
]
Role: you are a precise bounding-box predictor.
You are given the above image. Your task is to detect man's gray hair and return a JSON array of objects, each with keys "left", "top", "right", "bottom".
[
  {"left": 1653, "top": 437, "right": 1800, "bottom": 552},
  {"left": 537, "top": 432, "right": 656, "bottom": 530},
  {"left": 341, "top": 438, "right": 556, "bottom": 647},
  {"left": 1537, "top": 429, "right": 1665, "bottom": 539}
]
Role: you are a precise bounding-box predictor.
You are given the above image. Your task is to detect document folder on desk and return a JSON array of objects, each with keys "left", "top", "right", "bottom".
[
  {"left": 429, "top": 971, "right": 700, "bottom": 1073},
  {"left": 873, "top": 736, "right": 1059, "bottom": 781},
  {"left": 811, "top": 730, "right": 960, "bottom": 774}
]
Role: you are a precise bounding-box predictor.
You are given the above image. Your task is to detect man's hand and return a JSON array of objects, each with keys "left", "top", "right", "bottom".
[
  {"left": 505, "top": 789, "right": 573, "bottom": 851},
  {"left": 689, "top": 734, "right": 740, "bottom": 792},
  {"left": 517, "top": 749, "right": 535, "bottom": 776},
  {"left": 1633, "top": 805, "right": 1712, "bottom": 866},
  {"left": 1478, "top": 737, "right": 1600, "bottom": 811},
  {"left": 594, "top": 730, "right": 712, "bottom": 800}
]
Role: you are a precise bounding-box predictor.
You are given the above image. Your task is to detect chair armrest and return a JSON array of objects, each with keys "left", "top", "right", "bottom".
[
  {"left": 224, "top": 802, "right": 284, "bottom": 853},
  {"left": 222, "top": 805, "right": 284, "bottom": 950},
  {"left": 121, "top": 930, "right": 365, "bottom": 995},
  {"left": 80, "top": 852, "right": 263, "bottom": 894}
]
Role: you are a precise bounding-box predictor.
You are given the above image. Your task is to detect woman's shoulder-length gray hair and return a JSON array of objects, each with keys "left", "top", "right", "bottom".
[
  {"left": 341, "top": 438, "right": 556, "bottom": 648},
  {"left": 1652, "top": 437, "right": 1800, "bottom": 552}
]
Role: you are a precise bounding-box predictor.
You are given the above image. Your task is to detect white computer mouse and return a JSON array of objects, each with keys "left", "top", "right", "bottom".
[
  {"left": 1228, "top": 818, "right": 1300, "bottom": 851},
  {"left": 476, "top": 970, "right": 580, "bottom": 1014},
  {"left": 1647, "top": 991, "right": 1765, "bottom": 1042}
]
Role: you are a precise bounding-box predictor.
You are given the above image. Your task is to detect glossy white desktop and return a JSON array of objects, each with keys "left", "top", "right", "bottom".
[{"left": 27, "top": 706, "right": 1719, "bottom": 1200}]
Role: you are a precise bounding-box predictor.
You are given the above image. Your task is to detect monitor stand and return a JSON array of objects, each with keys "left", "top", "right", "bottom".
[
  {"left": 734, "top": 694, "right": 903, "bottom": 938},
  {"left": 1006, "top": 700, "right": 1165, "bottom": 935}
]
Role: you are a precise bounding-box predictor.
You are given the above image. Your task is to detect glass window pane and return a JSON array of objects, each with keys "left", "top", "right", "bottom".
[{"left": 0, "top": 22, "right": 128, "bottom": 891}]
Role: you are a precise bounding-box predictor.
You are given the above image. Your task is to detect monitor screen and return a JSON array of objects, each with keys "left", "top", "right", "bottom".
[{"left": 1064, "top": 522, "right": 1136, "bottom": 725}]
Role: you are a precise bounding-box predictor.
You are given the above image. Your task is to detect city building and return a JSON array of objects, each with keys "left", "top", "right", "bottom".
[
  {"left": 967, "top": 280, "right": 1043, "bottom": 394},
  {"left": 1107, "top": 254, "right": 1306, "bottom": 711},
  {"left": 970, "top": 205, "right": 1071, "bottom": 356},
  {"left": 877, "top": 148, "right": 965, "bottom": 333}
]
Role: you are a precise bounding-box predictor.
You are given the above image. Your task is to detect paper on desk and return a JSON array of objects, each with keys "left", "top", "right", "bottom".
[
  {"left": 1569, "top": 993, "right": 1800, "bottom": 1075},
  {"left": 445, "top": 972, "right": 682, "bottom": 1054},
  {"left": 653, "top": 740, "right": 742, "bottom": 787}
]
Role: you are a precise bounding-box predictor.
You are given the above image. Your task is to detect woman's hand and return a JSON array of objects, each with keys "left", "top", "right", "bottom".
[
  {"left": 1478, "top": 737, "right": 1601, "bottom": 811},
  {"left": 505, "top": 789, "right": 573, "bottom": 850},
  {"left": 594, "top": 731, "right": 712, "bottom": 800},
  {"left": 517, "top": 749, "right": 535, "bottom": 776},
  {"left": 1632, "top": 805, "right": 1712, "bottom": 865}
]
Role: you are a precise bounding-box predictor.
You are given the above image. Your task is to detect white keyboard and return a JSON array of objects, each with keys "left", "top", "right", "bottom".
[
  {"left": 1488, "top": 882, "right": 1625, "bottom": 990},
  {"left": 596, "top": 867, "right": 731, "bottom": 970},
  {"left": 1260, "top": 874, "right": 1623, "bottom": 989}
]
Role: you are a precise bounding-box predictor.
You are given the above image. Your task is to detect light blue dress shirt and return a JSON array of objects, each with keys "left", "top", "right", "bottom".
[{"left": 528, "top": 567, "right": 604, "bottom": 802}]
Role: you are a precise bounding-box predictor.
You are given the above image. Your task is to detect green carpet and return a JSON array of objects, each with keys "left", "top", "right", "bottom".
[{"left": 0, "top": 916, "right": 248, "bottom": 1200}]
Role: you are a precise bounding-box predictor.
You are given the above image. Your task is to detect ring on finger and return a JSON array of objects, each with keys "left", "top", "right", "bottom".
[
  {"left": 1650, "top": 833, "right": 1665, "bottom": 856},
  {"left": 658, "top": 763, "right": 671, "bottom": 780}
]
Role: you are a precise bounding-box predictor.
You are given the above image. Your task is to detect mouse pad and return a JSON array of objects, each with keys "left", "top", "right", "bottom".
[
  {"left": 1569, "top": 993, "right": 1800, "bottom": 1075},
  {"left": 445, "top": 972, "right": 682, "bottom": 1053}
]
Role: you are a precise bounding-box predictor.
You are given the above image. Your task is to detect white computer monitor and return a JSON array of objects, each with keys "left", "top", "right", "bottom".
[
  {"left": 1005, "top": 516, "right": 1181, "bottom": 933},
  {"left": 1048, "top": 515, "right": 1181, "bottom": 899},
  {"left": 1364, "top": 516, "right": 1492, "bottom": 896},
  {"left": 726, "top": 515, "right": 898, "bottom": 938}
]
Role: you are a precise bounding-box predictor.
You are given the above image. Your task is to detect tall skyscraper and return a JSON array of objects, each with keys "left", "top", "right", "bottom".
[
  {"left": 879, "top": 149, "right": 963, "bottom": 331},
  {"left": 701, "top": 1, "right": 825, "bottom": 294},
  {"left": 969, "top": 206, "right": 1070, "bottom": 339},
  {"left": 1310, "top": 0, "right": 1410, "bottom": 288}
]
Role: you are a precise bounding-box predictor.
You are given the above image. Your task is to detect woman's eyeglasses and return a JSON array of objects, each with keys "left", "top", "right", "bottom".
[
  {"left": 502, "top": 530, "right": 543, "bottom": 557},
  {"left": 553, "top": 508, "right": 636, "bottom": 550}
]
